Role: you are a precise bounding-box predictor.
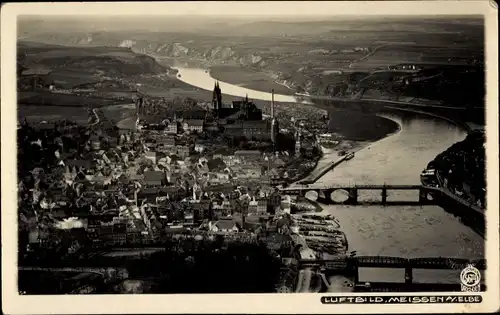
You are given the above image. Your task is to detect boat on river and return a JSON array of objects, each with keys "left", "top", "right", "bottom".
[
  {"left": 295, "top": 92, "right": 311, "bottom": 97},
  {"left": 298, "top": 224, "right": 339, "bottom": 233},
  {"left": 318, "top": 134, "right": 339, "bottom": 149},
  {"left": 345, "top": 152, "right": 355, "bottom": 160},
  {"left": 303, "top": 230, "right": 349, "bottom": 256}
]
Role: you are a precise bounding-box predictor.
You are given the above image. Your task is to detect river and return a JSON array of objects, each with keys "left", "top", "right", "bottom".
[
  {"left": 174, "top": 67, "right": 305, "bottom": 103},
  {"left": 174, "top": 67, "right": 484, "bottom": 286}
]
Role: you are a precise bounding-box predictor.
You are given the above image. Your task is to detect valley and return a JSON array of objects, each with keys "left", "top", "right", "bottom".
[{"left": 19, "top": 16, "right": 484, "bottom": 113}]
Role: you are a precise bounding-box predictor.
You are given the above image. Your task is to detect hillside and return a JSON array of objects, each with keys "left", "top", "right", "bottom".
[
  {"left": 16, "top": 41, "right": 206, "bottom": 105},
  {"left": 18, "top": 17, "right": 485, "bottom": 110},
  {"left": 429, "top": 131, "right": 486, "bottom": 208},
  {"left": 19, "top": 41, "right": 168, "bottom": 78}
]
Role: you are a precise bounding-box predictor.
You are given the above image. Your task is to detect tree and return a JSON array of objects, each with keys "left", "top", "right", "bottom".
[{"left": 207, "top": 158, "right": 226, "bottom": 172}]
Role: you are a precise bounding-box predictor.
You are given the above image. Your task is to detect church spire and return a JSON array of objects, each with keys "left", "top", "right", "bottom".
[{"left": 213, "top": 80, "right": 220, "bottom": 117}]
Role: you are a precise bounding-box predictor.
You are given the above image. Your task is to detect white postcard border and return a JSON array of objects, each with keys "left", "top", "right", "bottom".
[{"left": 2, "top": 1, "right": 499, "bottom": 314}]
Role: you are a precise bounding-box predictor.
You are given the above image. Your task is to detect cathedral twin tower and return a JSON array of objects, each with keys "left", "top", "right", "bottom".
[{"left": 212, "top": 81, "right": 222, "bottom": 118}]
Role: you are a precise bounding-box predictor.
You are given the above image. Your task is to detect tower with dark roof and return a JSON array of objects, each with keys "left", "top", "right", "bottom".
[
  {"left": 212, "top": 81, "right": 222, "bottom": 117},
  {"left": 271, "top": 89, "right": 278, "bottom": 145}
]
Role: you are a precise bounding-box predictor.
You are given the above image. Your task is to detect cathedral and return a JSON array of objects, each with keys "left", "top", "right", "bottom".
[
  {"left": 211, "top": 81, "right": 278, "bottom": 143},
  {"left": 211, "top": 81, "right": 263, "bottom": 121}
]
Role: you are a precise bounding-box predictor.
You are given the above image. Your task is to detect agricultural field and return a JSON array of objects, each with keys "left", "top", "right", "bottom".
[
  {"left": 18, "top": 105, "right": 90, "bottom": 124},
  {"left": 18, "top": 41, "right": 169, "bottom": 92},
  {"left": 210, "top": 65, "right": 293, "bottom": 95},
  {"left": 19, "top": 91, "right": 126, "bottom": 108},
  {"left": 351, "top": 45, "right": 483, "bottom": 70},
  {"left": 19, "top": 41, "right": 143, "bottom": 61},
  {"left": 45, "top": 68, "right": 98, "bottom": 89}
]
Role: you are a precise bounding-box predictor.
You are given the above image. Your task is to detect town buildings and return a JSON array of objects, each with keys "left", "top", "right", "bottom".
[
  {"left": 184, "top": 119, "right": 204, "bottom": 133},
  {"left": 18, "top": 85, "right": 316, "bottom": 264}
]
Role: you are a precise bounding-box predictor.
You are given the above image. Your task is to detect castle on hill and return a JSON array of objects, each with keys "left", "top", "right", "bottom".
[
  {"left": 134, "top": 81, "right": 279, "bottom": 143},
  {"left": 211, "top": 81, "right": 278, "bottom": 142}
]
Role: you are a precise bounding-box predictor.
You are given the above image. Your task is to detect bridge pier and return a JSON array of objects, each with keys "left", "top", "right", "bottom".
[
  {"left": 354, "top": 267, "right": 359, "bottom": 284},
  {"left": 325, "top": 189, "right": 333, "bottom": 203},
  {"left": 299, "top": 256, "right": 486, "bottom": 290},
  {"left": 348, "top": 189, "right": 358, "bottom": 205},
  {"left": 419, "top": 188, "right": 428, "bottom": 205},
  {"left": 317, "top": 190, "right": 326, "bottom": 202},
  {"left": 381, "top": 188, "right": 387, "bottom": 205},
  {"left": 405, "top": 266, "right": 413, "bottom": 284},
  {"left": 285, "top": 184, "right": 439, "bottom": 206},
  {"left": 350, "top": 259, "right": 360, "bottom": 283}
]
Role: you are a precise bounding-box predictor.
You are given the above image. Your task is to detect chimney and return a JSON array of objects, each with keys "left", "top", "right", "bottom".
[{"left": 271, "top": 89, "right": 275, "bottom": 119}]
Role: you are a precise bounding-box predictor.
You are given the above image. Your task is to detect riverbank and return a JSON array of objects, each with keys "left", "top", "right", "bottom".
[
  {"left": 327, "top": 108, "right": 401, "bottom": 141},
  {"left": 177, "top": 67, "right": 404, "bottom": 141},
  {"left": 206, "top": 63, "right": 481, "bottom": 132},
  {"left": 298, "top": 140, "right": 372, "bottom": 185},
  {"left": 381, "top": 105, "right": 473, "bottom": 133},
  {"left": 293, "top": 109, "right": 402, "bottom": 185}
]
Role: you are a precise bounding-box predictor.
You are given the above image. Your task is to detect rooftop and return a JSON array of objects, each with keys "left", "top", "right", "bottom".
[
  {"left": 224, "top": 120, "right": 270, "bottom": 129},
  {"left": 144, "top": 171, "right": 164, "bottom": 182},
  {"left": 140, "top": 115, "right": 163, "bottom": 124},
  {"left": 66, "top": 160, "right": 92, "bottom": 169},
  {"left": 234, "top": 150, "right": 262, "bottom": 156},
  {"left": 214, "top": 219, "right": 238, "bottom": 230},
  {"left": 176, "top": 109, "right": 207, "bottom": 120},
  {"left": 185, "top": 119, "right": 204, "bottom": 126}
]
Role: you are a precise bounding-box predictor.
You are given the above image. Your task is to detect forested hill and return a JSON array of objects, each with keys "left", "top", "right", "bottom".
[{"left": 429, "top": 131, "right": 486, "bottom": 207}]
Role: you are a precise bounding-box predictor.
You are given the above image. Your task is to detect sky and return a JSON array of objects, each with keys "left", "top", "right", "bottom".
[
  {"left": 14, "top": 2, "right": 486, "bottom": 37},
  {"left": 10, "top": 1, "right": 491, "bottom": 17}
]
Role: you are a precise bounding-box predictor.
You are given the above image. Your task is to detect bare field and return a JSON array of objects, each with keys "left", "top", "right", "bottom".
[
  {"left": 210, "top": 65, "right": 293, "bottom": 95},
  {"left": 18, "top": 105, "right": 89, "bottom": 124},
  {"left": 19, "top": 92, "right": 125, "bottom": 108},
  {"left": 20, "top": 42, "right": 138, "bottom": 60},
  {"left": 352, "top": 45, "right": 482, "bottom": 69},
  {"left": 46, "top": 69, "right": 98, "bottom": 89}
]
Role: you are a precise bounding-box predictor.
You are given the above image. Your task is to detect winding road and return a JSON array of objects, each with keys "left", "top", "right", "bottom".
[
  {"left": 89, "top": 108, "right": 100, "bottom": 126},
  {"left": 348, "top": 44, "right": 389, "bottom": 69}
]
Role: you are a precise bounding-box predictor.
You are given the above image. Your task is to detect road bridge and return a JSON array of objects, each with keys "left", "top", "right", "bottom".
[
  {"left": 281, "top": 184, "right": 433, "bottom": 205},
  {"left": 281, "top": 184, "right": 485, "bottom": 215}
]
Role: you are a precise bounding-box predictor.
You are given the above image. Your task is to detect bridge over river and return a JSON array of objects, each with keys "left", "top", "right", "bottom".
[
  {"left": 281, "top": 184, "right": 484, "bottom": 216},
  {"left": 292, "top": 256, "right": 486, "bottom": 293}
]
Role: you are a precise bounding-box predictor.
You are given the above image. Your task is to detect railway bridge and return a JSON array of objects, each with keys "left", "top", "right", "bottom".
[
  {"left": 19, "top": 267, "right": 129, "bottom": 283},
  {"left": 294, "top": 256, "right": 486, "bottom": 292}
]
